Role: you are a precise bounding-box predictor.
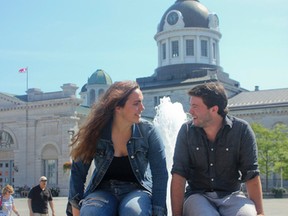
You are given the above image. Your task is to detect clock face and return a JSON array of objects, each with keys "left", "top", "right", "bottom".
[{"left": 167, "top": 11, "right": 179, "bottom": 25}]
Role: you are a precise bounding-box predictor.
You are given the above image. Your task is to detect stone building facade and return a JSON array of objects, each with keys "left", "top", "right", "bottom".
[{"left": 0, "top": 70, "right": 112, "bottom": 195}]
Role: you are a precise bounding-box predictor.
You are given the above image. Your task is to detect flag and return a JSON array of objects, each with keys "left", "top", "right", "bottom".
[{"left": 19, "top": 67, "right": 27, "bottom": 73}]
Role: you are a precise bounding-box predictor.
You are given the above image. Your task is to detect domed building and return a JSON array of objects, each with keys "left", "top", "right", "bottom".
[
  {"left": 80, "top": 69, "right": 112, "bottom": 107},
  {"left": 137, "top": 0, "right": 244, "bottom": 118}
]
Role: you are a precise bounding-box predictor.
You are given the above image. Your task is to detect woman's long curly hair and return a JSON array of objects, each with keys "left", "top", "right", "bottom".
[{"left": 70, "top": 80, "right": 140, "bottom": 163}]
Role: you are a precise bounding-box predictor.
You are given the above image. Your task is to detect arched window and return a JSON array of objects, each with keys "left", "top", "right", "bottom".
[
  {"left": 42, "top": 144, "right": 58, "bottom": 185},
  {"left": 98, "top": 89, "right": 105, "bottom": 98},
  {"left": 0, "top": 130, "right": 14, "bottom": 149},
  {"left": 89, "top": 89, "right": 96, "bottom": 106}
]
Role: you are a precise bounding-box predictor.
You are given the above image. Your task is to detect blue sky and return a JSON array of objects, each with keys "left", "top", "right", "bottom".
[{"left": 1, "top": 0, "right": 287, "bottom": 95}]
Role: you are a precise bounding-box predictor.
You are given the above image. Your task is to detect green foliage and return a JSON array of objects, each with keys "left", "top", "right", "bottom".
[
  {"left": 63, "top": 161, "right": 72, "bottom": 171},
  {"left": 251, "top": 123, "right": 288, "bottom": 191},
  {"left": 272, "top": 124, "right": 288, "bottom": 179},
  {"left": 271, "top": 187, "right": 287, "bottom": 198}
]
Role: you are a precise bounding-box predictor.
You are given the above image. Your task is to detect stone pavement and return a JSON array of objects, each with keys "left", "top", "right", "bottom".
[{"left": 14, "top": 197, "right": 287, "bottom": 215}]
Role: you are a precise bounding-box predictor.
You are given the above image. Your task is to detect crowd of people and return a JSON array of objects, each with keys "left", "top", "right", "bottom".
[{"left": 1, "top": 81, "right": 265, "bottom": 216}]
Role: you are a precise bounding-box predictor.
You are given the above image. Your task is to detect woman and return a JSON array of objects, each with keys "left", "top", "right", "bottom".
[
  {"left": 68, "top": 81, "right": 168, "bottom": 216},
  {"left": 0, "top": 185, "right": 20, "bottom": 216}
]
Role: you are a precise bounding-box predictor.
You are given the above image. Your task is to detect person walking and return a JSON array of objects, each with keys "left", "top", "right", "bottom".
[
  {"left": 171, "top": 82, "right": 264, "bottom": 216},
  {"left": 28, "top": 176, "right": 55, "bottom": 216},
  {"left": 0, "top": 184, "right": 20, "bottom": 216},
  {"left": 68, "top": 80, "right": 168, "bottom": 216}
]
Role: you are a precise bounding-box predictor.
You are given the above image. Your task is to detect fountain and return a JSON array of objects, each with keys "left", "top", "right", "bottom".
[{"left": 153, "top": 96, "right": 188, "bottom": 215}]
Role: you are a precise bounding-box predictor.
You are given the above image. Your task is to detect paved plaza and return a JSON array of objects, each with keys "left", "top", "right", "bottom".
[{"left": 13, "top": 197, "right": 287, "bottom": 215}]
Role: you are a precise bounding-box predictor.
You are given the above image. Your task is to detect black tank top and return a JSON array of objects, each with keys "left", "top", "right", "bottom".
[{"left": 102, "top": 156, "right": 138, "bottom": 183}]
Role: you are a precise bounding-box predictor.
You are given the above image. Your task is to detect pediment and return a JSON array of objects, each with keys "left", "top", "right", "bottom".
[{"left": 0, "top": 93, "right": 25, "bottom": 109}]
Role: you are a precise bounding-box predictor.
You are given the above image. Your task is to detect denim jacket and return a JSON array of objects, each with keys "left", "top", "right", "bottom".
[{"left": 68, "top": 119, "right": 168, "bottom": 216}]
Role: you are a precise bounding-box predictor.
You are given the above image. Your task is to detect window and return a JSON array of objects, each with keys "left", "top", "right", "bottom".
[
  {"left": 186, "top": 39, "right": 194, "bottom": 56},
  {"left": 212, "top": 42, "right": 216, "bottom": 59},
  {"left": 43, "top": 159, "right": 57, "bottom": 185},
  {"left": 171, "top": 41, "right": 179, "bottom": 58},
  {"left": 162, "top": 43, "right": 166, "bottom": 60},
  {"left": 201, "top": 40, "right": 208, "bottom": 57},
  {"left": 0, "top": 160, "right": 14, "bottom": 189},
  {"left": 89, "top": 89, "right": 96, "bottom": 106},
  {"left": 154, "top": 96, "right": 158, "bottom": 107},
  {"left": 0, "top": 131, "right": 14, "bottom": 149},
  {"left": 98, "top": 89, "right": 105, "bottom": 98}
]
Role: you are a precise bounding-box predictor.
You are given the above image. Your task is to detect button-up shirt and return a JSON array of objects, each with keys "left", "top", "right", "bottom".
[{"left": 171, "top": 115, "right": 259, "bottom": 198}]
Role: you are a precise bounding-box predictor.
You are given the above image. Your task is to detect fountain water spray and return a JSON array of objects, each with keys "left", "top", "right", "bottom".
[{"left": 153, "top": 96, "right": 188, "bottom": 214}]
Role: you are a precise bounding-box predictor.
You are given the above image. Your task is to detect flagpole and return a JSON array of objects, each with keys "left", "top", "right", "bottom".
[
  {"left": 26, "top": 67, "right": 29, "bottom": 92},
  {"left": 18, "top": 66, "right": 29, "bottom": 182},
  {"left": 25, "top": 67, "right": 29, "bottom": 183}
]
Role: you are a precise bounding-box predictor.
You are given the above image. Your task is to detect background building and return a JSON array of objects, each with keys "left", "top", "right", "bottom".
[
  {"left": 137, "top": 0, "right": 245, "bottom": 118},
  {"left": 0, "top": 70, "right": 112, "bottom": 195}
]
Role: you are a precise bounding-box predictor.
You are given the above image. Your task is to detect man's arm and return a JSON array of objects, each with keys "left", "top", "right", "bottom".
[
  {"left": 27, "top": 198, "right": 33, "bottom": 216},
  {"left": 245, "top": 175, "right": 264, "bottom": 216},
  {"left": 49, "top": 200, "right": 56, "bottom": 216},
  {"left": 171, "top": 173, "right": 186, "bottom": 216}
]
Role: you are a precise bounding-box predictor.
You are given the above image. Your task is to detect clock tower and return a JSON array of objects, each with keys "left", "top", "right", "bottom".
[{"left": 137, "top": 0, "right": 244, "bottom": 118}]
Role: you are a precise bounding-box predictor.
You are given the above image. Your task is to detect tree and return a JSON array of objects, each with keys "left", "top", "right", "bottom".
[
  {"left": 252, "top": 123, "right": 276, "bottom": 192},
  {"left": 271, "top": 124, "right": 288, "bottom": 186},
  {"left": 251, "top": 123, "right": 288, "bottom": 192}
]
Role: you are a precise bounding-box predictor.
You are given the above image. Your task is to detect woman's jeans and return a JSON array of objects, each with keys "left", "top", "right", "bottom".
[{"left": 80, "top": 180, "right": 152, "bottom": 216}]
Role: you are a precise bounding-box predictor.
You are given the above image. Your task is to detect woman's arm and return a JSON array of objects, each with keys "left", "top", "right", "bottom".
[
  {"left": 148, "top": 124, "right": 169, "bottom": 215},
  {"left": 68, "top": 160, "right": 91, "bottom": 210},
  {"left": 72, "top": 206, "right": 80, "bottom": 216},
  {"left": 12, "top": 202, "right": 20, "bottom": 216}
]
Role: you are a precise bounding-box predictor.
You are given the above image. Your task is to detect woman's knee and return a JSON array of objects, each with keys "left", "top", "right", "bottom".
[
  {"left": 80, "top": 191, "right": 118, "bottom": 216},
  {"left": 119, "top": 190, "right": 152, "bottom": 216}
]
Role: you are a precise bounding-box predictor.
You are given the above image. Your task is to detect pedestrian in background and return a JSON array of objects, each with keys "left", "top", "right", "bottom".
[
  {"left": 0, "top": 184, "right": 20, "bottom": 216},
  {"left": 28, "top": 176, "right": 55, "bottom": 216}
]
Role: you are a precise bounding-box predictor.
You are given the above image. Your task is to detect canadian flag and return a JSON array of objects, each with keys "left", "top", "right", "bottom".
[{"left": 19, "top": 67, "right": 27, "bottom": 73}]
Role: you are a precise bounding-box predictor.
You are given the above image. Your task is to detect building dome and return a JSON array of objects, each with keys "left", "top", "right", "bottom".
[
  {"left": 80, "top": 84, "right": 87, "bottom": 92},
  {"left": 87, "top": 69, "right": 112, "bottom": 85},
  {"left": 157, "top": 0, "right": 211, "bottom": 33}
]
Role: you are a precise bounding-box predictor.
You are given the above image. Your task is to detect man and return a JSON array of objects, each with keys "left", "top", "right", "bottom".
[
  {"left": 171, "top": 82, "right": 264, "bottom": 216},
  {"left": 28, "top": 176, "right": 56, "bottom": 216}
]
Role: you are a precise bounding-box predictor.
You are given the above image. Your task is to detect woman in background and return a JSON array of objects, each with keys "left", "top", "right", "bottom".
[{"left": 0, "top": 184, "right": 20, "bottom": 216}]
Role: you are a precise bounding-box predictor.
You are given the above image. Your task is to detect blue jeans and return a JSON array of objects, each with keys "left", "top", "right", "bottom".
[{"left": 80, "top": 180, "right": 152, "bottom": 216}]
